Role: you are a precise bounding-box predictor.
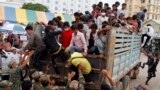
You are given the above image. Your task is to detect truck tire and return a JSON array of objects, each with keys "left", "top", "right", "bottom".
[
  {"left": 122, "top": 75, "right": 130, "bottom": 90},
  {"left": 116, "top": 82, "right": 123, "bottom": 90}
]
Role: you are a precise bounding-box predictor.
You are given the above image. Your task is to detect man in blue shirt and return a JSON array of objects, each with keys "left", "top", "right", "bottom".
[{"left": 137, "top": 9, "right": 147, "bottom": 22}]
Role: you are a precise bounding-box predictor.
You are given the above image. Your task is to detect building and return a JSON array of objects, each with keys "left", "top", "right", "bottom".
[
  {"left": 0, "top": 0, "right": 98, "bottom": 14},
  {"left": 125, "top": 0, "right": 160, "bottom": 21}
]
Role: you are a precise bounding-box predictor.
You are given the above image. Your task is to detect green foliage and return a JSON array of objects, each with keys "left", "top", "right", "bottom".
[{"left": 22, "top": 3, "right": 49, "bottom": 12}]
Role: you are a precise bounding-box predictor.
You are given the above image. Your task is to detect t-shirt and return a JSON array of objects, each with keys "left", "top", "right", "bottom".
[
  {"left": 147, "top": 26, "right": 154, "bottom": 37},
  {"left": 61, "top": 29, "right": 73, "bottom": 48},
  {"left": 70, "top": 52, "right": 91, "bottom": 74}
]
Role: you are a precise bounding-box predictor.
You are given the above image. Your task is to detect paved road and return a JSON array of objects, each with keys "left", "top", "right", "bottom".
[{"left": 130, "top": 53, "right": 160, "bottom": 90}]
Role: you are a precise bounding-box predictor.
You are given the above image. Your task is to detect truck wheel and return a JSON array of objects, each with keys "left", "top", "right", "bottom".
[
  {"left": 116, "top": 82, "right": 123, "bottom": 90},
  {"left": 122, "top": 75, "right": 130, "bottom": 90}
]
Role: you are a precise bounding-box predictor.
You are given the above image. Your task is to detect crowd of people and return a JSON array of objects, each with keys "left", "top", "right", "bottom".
[{"left": 0, "top": 1, "right": 158, "bottom": 90}]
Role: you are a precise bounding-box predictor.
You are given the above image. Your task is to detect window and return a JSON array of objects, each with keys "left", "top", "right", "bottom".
[
  {"left": 85, "top": 0, "right": 88, "bottom": 3},
  {"left": 55, "top": 7, "right": 58, "bottom": 10},
  {"left": 78, "top": 4, "right": 81, "bottom": 7},
  {"left": 155, "top": 15, "right": 157, "bottom": 20},
  {"left": 63, "top": 2, "right": 66, "bottom": 5},
  {"left": 47, "top": 0, "right": 50, "bottom": 3},
  {"left": 149, "top": 0, "right": 151, "bottom": 3},
  {"left": 153, "top": 6, "right": 155, "bottom": 12},
  {"left": 141, "top": 0, "right": 145, "bottom": 3},
  {"left": 152, "top": 15, "right": 154, "bottom": 19},
  {"left": 55, "top": 1, "right": 58, "bottom": 4},
  {"left": 140, "top": 6, "right": 145, "bottom": 10},
  {"left": 63, "top": 8, "right": 66, "bottom": 11}
]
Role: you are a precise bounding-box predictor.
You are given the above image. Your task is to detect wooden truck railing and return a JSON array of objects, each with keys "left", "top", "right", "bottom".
[{"left": 107, "top": 28, "right": 141, "bottom": 83}]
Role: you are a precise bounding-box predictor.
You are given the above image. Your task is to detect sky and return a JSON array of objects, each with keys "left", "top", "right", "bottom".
[{"left": 99, "top": 0, "right": 125, "bottom": 7}]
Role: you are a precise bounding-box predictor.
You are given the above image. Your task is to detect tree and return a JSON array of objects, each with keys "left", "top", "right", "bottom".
[{"left": 22, "top": 3, "right": 49, "bottom": 12}]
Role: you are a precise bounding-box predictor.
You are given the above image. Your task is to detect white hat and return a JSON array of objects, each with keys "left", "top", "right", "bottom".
[
  {"left": 69, "top": 80, "right": 79, "bottom": 89},
  {"left": 32, "top": 71, "right": 43, "bottom": 78},
  {"left": 41, "top": 74, "right": 50, "bottom": 81},
  {"left": 8, "top": 60, "right": 16, "bottom": 68}
]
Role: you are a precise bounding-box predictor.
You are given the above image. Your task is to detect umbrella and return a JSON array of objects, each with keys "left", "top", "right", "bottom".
[{"left": 0, "top": 23, "right": 26, "bottom": 34}]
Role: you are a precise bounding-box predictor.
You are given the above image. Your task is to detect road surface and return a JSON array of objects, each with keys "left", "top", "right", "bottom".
[{"left": 130, "top": 53, "right": 160, "bottom": 90}]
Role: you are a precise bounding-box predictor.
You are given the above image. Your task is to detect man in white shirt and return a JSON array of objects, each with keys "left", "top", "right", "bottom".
[
  {"left": 86, "top": 23, "right": 99, "bottom": 55},
  {"left": 141, "top": 24, "right": 155, "bottom": 48},
  {"left": 97, "top": 9, "right": 109, "bottom": 29},
  {"left": 117, "top": 3, "right": 127, "bottom": 20}
]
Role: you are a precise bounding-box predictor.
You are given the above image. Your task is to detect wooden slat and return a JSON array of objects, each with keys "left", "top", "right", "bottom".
[{"left": 114, "top": 47, "right": 131, "bottom": 53}]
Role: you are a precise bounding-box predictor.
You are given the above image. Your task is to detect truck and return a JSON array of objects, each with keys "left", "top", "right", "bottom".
[
  {"left": 38, "top": 27, "right": 142, "bottom": 90},
  {"left": 0, "top": 27, "right": 142, "bottom": 90}
]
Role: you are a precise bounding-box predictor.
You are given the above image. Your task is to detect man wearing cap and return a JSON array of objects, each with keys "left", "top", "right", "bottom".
[
  {"left": 32, "top": 71, "right": 43, "bottom": 90},
  {"left": 0, "top": 80, "right": 12, "bottom": 90},
  {"left": 21, "top": 25, "right": 46, "bottom": 71},
  {"left": 41, "top": 74, "right": 50, "bottom": 90},
  {"left": 8, "top": 51, "right": 33, "bottom": 90}
]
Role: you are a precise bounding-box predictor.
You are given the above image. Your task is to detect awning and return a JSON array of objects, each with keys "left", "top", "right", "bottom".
[{"left": 0, "top": 6, "right": 74, "bottom": 24}]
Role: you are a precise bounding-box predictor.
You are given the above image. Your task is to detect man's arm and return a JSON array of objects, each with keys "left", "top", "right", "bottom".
[
  {"left": 66, "top": 71, "right": 75, "bottom": 90},
  {"left": 23, "top": 34, "right": 34, "bottom": 51},
  {"left": 51, "top": 30, "right": 62, "bottom": 36},
  {"left": 69, "top": 34, "right": 74, "bottom": 47},
  {"left": 102, "top": 70, "right": 115, "bottom": 86},
  {"left": 80, "top": 33, "right": 87, "bottom": 54},
  {"left": 78, "top": 70, "right": 85, "bottom": 90},
  {"left": 20, "top": 51, "right": 33, "bottom": 68}
]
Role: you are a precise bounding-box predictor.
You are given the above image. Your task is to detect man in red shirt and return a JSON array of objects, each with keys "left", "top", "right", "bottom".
[{"left": 61, "top": 22, "right": 73, "bottom": 48}]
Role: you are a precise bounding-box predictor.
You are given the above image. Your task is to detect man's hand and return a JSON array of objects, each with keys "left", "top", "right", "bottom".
[
  {"left": 102, "top": 69, "right": 111, "bottom": 78},
  {"left": 82, "top": 52, "right": 87, "bottom": 56},
  {"left": 106, "top": 25, "right": 112, "bottom": 30},
  {"left": 68, "top": 71, "right": 75, "bottom": 80},
  {"left": 28, "top": 51, "right": 34, "bottom": 57},
  {"left": 78, "top": 63, "right": 85, "bottom": 73}
]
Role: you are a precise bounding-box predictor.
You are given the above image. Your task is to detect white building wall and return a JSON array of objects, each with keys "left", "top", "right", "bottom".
[{"left": 0, "top": 0, "right": 98, "bottom": 14}]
